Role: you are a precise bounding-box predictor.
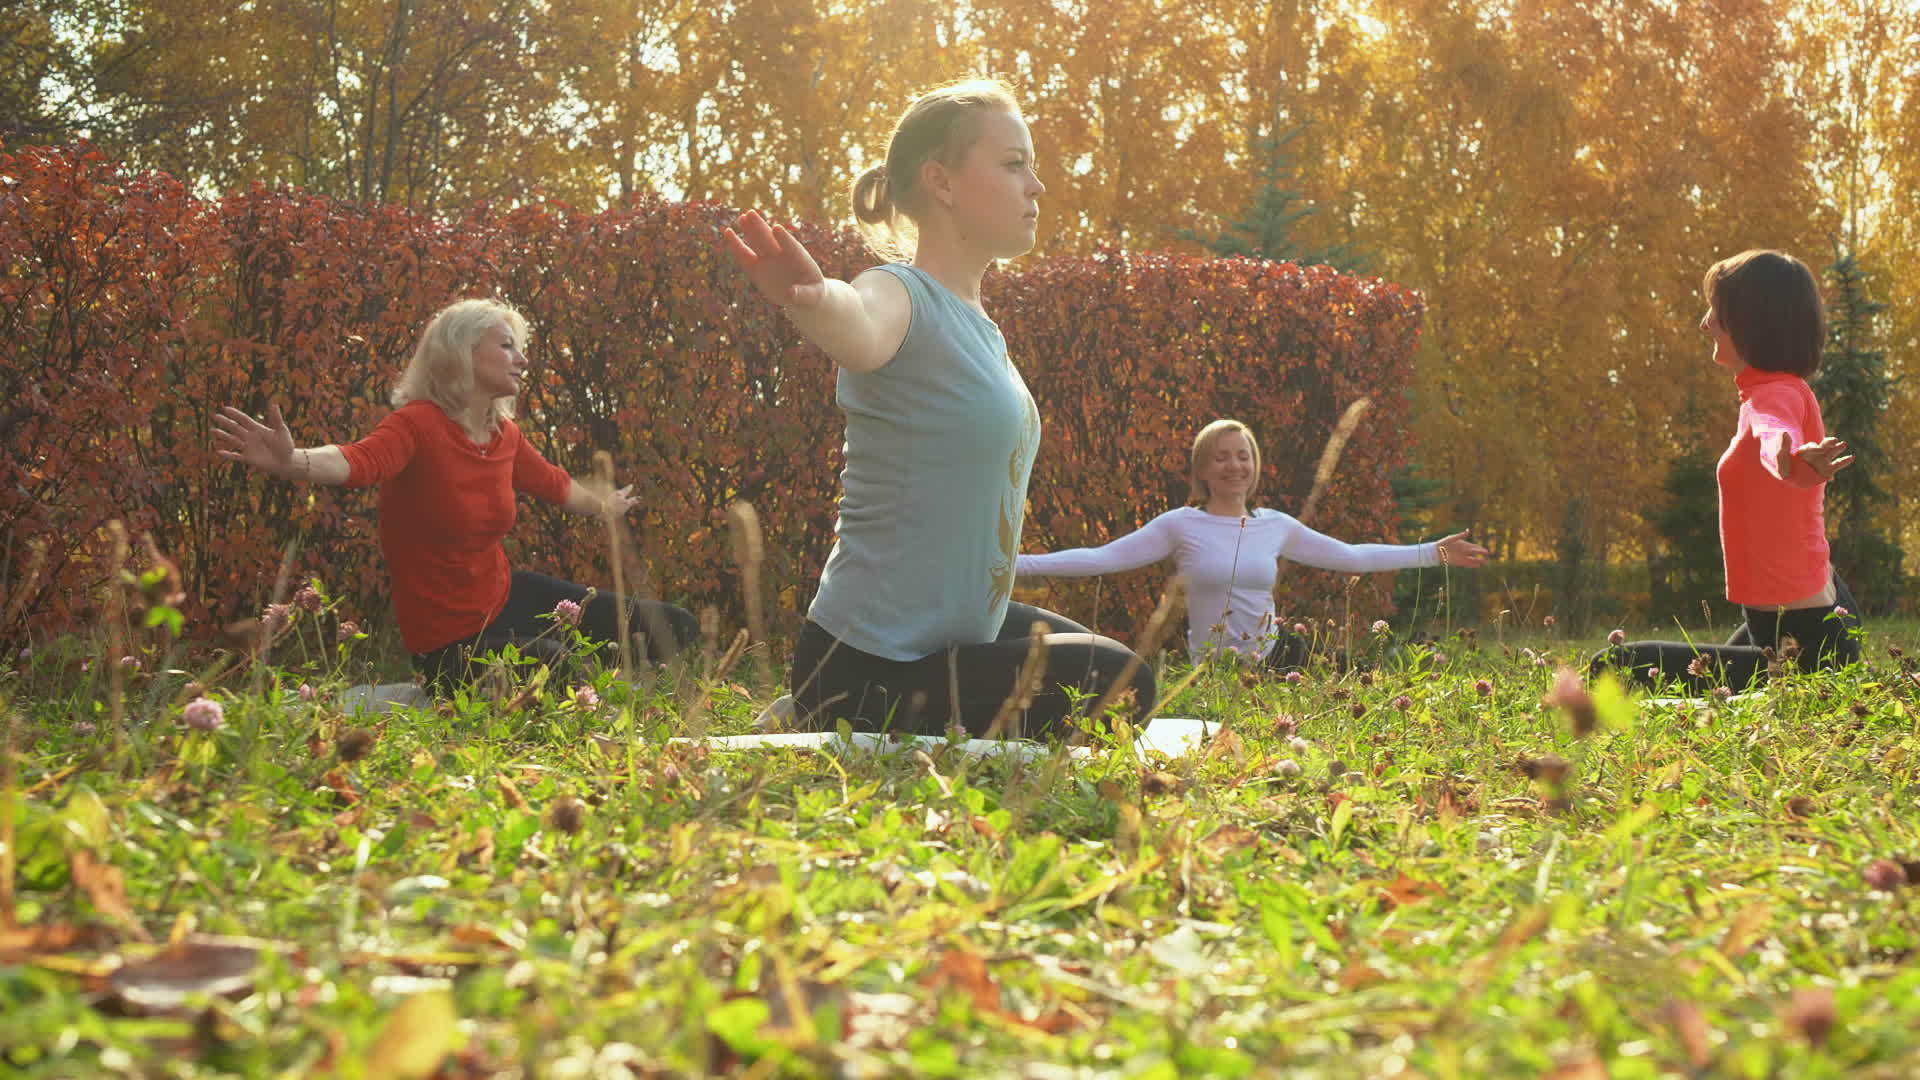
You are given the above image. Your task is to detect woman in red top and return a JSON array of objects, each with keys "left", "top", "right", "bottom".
[
  {"left": 214, "top": 298, "right": 697, "bottom": 690},
  {"left": 1596, "top": 250, "right": 1861, "bottom": 692}
]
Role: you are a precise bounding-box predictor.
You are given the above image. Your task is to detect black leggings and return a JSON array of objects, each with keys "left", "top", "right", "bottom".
[
  {"left": 1262, "top": 627, "right": 1314, "bottom": 671},
  {"left": 1590, "top": 575, "right": 1862, "bottom": 694},
  {"left": 415, "top": 569, "right": 700, "bottom": 692},
  {"left": 791, "top": 603, "right": 1156, "bottom": 740}
]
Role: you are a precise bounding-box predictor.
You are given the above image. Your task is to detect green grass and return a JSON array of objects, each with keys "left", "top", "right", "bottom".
[{"left": 4, "top": 614, "right": 1920, "bottom": 1078}]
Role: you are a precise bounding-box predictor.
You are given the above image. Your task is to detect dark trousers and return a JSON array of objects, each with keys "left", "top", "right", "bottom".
[
  {"left": 415, "top": 569, "right": 699, "bottom": 692},
  {"left": 791, "top": 602, "right": 1156, "bottom": 739},
  {"left": 1591, "top": 573, "right": 1862, "bottom": 694},
  {"left": 1262, "top": 627, "right": 1314, "bottom": 672}
]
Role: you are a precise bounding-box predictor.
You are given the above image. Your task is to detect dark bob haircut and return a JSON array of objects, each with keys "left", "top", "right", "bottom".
[{"left": 1702, "top": 249, "right": 1825, "bottom": 377}]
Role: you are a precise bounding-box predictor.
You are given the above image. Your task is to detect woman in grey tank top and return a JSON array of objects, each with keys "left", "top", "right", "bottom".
[{"left": 722, "top": 79, "right": 1154, "bottom": 740}]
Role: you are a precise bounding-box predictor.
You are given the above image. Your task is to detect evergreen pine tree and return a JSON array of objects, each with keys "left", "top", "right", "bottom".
[{"left": 1812, "top": 252, "right": 1905, "bottom": 611}]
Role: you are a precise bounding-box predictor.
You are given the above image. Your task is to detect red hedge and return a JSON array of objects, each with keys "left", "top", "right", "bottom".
[{"left": 0, "top": 146, "right": 1423, "bottom": 652}]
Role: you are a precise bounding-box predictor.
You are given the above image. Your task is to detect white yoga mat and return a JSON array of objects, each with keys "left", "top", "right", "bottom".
[
  {"left": 674, "top": 716, "right": 1218, "bottom": 764},
  {"left": 1645, "top": 691, "right": 1762, "bottom": 707},
  {"left": 341, "top": 682, "right": 433, "bottom": 716}
]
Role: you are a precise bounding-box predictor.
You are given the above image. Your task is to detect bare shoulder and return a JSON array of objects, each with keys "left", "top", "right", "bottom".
[
  {"left": 847, "top": 268, "right": 912, "bottom": 371},
  {"left": 851, "top": 267, "right": 912, "bottom": 322}
]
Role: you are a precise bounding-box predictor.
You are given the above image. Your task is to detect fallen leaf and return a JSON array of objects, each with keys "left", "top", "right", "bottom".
[
  {"left": 1664, "top": 999, "right": 1713, "bottom": 1068},
  {"left": 0, "top": 922, "right": 108, "bottom": 963},
  {"left": 496, "top": 774, "right": 529, "bottom": 811},
  {"left": 69, "top": 850, "right": 150, "bottom": 941},
  {"left": 1513, "top": 754, "right": 1571, "bottom": 785},
  {"left": 920, "top": 948, "right": 1002, "bottom": 1016},
  {"left": 1201, "top": 825, "right": 1260, "bottom": 857},
  {"left": 1141, "top": 770, "right": 1183, "bottom": 797},
  {"left": 364, "top": 990, "right": 459, "bottom": 1080},
  {"left": 1204, "top": 726, "right": 1245, "bottom": 762},
  {"left": 464, "top": 827, "right": 495, "bottom": 868},
  {"left": 1338, "top": 961, "right": 1386, "bottom": 990},
  {"left": 449, "top": 925, "right": 522, "bottom": 951},
  {"left": 1378, "top": 872, "right": 1444, "bottom": 909},
  {"left": 322, "top": 767, "right": 361, "bottom": 806},
  {"left": 1721, "top": 903, "right": 1771, "bottom": 959}
]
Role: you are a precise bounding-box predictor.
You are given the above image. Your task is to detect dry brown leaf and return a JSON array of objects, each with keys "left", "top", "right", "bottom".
[
  {"left": 1140, "top": 770, "right": 1183, "bottom": 797},
  {"left": 496, "top": 774, "right": 530, "bottom": 811},
  {"left": 1201, "top": 825, "right": 1260, "bottom": 857},
  {"left": 1378, "top": 872, "right": 1444, "bottom": 910},
  {"left": 448, "top": 925, "right": 521, "bottom": 951},
  {"left": 920, "top": 948, "right": 1003, "bottom": 1016},
  {"left": 1337, "top": 961, "right": 1386, "bottom": 990},
  {"left": 69, "top": 850, "right": 150, "bottom": 941},
  {"left": 1664, "top": 999, "right": 1713, "bottom": 1068},
  {"left": 1498, "top": 906, "right": 1552, "bottom": 949},
  {"left": 1721, "top": 903, "right": 1771, "bottom": 959},
  {"left": 1514, "top": 754, "right": 1571, "bottom": 785},
  {"left": 463, "top": 827, "right": 496, "bottom": 868},
  {"left": 0, "top": 921, "right": 108, "bottom": 962},
  {"left": 322, "top": 766, "right": 361, "bottom": 806},
  {"left": 1204, "top": 726, "right": 1245, "bottom": 762}
]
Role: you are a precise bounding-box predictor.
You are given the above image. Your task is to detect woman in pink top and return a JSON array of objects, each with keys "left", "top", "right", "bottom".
[
  {"left": 1596, "top": 250, "right": 1861, "bottom": 692},
  {"left": 214, "top": 299, "right": 698, "bottom": 691}
]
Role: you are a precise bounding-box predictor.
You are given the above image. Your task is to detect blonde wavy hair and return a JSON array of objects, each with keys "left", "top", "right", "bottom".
[
  {"left": 390, "top": 298, "right": 528, "bottom": 425},
  {"left": 1189, "top": 419, "right": 1262, "bottom": 502}
]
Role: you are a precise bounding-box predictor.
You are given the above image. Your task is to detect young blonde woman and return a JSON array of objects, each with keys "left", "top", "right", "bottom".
[
  {"left": 213, "top": 298, "right": 697, "bottom": 690},
  {"left": 1016, "top": 420, "right": 1489, "bottom": 668},
  {"left": 723, "top": 79, "right": 1153, "bottom": 737}
]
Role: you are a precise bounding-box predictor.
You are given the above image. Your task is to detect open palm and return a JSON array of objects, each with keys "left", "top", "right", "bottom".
[
  {"left": 213, "top": 404, "right": 295, "bottom": 474},
  {"left": 1436, "top": 529, "right": 1490, "bottom": 568},
  {"left": 721, "top": 211, "right": 827, "bottom": 309}
]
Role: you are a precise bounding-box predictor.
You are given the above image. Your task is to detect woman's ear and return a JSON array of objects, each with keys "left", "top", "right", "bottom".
[{"left": 920, "top": 158, "right": 954, "bottom": 209}]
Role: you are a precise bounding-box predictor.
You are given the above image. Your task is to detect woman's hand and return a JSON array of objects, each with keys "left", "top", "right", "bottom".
[
  {"left": 1436, "top": 529, "right": 1490, "bottom": 568},
  {"left": 1784, "top": 435, "right": 1855, "bottom": 483},
  {"left": 721, "top": 211, "right": 827, "bottom": 310},
  {"left": 607, "top": 484, "right": 639, "bottom": 515},
  {"left": 213, "top": 404, "right": 296, "bottom": 476}
]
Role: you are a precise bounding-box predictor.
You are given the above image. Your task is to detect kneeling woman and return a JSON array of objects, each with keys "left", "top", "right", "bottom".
[
  {"left": 724, "top": 80, "right": 1154, "bottom": 738},
  {"left": 1017, "top": 420, "right": 1489, "bottom": 668},
  {"left": 1594, "top": 250, "right": 1861, "bottom": 693},
  {"left": 214, "top": 298, "right": 697, "bottom": 690}
]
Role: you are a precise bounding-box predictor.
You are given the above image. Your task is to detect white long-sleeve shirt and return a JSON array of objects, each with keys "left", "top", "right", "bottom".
[{"left": 1015, "top": 507, "right": 1439, "bottom": 659}]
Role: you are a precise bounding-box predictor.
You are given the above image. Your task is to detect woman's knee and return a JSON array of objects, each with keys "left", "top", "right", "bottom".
[
  {"left": 1050, "top": 633, "right": 1155, "bottom": 716},
  {"left": 1004, "top": 602, "right": 1089, "bottom": 638}
]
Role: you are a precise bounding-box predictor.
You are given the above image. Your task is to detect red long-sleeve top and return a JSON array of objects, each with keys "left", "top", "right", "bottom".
[
  {"left": 337, "top": 401, "right": 572, "bottom": 653},
  {"left": 1717, "top": 367, "right": 1831, "bottom": 607}
]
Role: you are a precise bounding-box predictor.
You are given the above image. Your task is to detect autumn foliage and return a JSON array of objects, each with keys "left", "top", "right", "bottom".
[{"left": 1, "top": 146, "right": 1421, "bottom": 649}]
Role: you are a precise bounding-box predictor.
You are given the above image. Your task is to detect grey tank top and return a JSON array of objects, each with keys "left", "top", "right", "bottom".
[{"left": 806, "top": 263, "right": 1042, "bottom": 661}]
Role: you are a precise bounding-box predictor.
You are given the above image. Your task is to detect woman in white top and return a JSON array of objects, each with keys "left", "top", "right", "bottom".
[{"left": 1018, "top": 419, "right": 1490, "bottom": 667}]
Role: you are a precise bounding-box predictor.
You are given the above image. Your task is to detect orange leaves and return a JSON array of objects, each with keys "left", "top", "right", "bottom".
[{"left": 919, "top": 947, "right": 1079, "bottom": 1035}]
